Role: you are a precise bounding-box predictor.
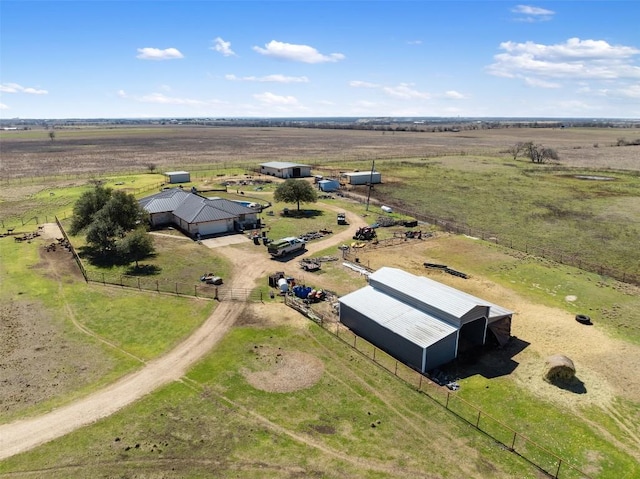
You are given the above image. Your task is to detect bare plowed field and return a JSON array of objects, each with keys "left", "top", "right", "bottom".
[{"left": 1, "top": 126, "right": 638, "bottom": 178}]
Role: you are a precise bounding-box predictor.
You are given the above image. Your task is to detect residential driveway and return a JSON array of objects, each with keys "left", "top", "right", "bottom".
[{"left": 201, "top": 233, "right": 252, "bottom": 248}]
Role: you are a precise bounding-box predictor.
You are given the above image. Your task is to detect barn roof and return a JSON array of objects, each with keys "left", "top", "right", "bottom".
[
  {"left": 339, "top": 286, "right": 458, "bottom": 348},
  {"left": 260, "top": 161, "right": 310, "bottom": 169},
  {"left": 368, "top": 267, "right": 512, "bottom": 324}
]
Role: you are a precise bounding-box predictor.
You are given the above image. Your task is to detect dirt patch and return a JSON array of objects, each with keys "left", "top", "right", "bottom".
[
  {"left": 0, "top": 299, "right": 111, "bottom": 418},
  {"left": 242, "top": 346, "right": 324, "bottom": 393}
]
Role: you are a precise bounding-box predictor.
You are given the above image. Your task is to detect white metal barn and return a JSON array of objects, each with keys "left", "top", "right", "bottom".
[
  {"left": 339, "top": 267, "right": 512, "bottom": 372},
  {"left": 164, "top": 171, "right": 191, "bottom": 184},
  {"left": 139, "top": 189, "right": 259, "bottom": 238},
  {"left": 259, "top": 162, "right": 312, "bottom": 179},
  {"left": 340, "top": 171, "right": 382, "bottom": 185}
]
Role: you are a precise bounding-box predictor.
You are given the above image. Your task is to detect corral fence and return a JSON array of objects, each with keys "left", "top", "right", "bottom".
[
  {"left": 54, "top": 217, "right": 266, "bottom": 302},
  {"left": 339, "top": 190, "right": 640, "bottom": 287},
  {"left": 285, "top": 295, "right": 593, "bottom": 479}
]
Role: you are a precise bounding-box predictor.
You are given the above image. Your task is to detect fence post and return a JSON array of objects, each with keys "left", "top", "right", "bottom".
[
  {"left": 394, "top": 361, "right": 398, "bottom": 376},
  {"left": 373, "top": 347, "right": 376, "bottom": 361},
  {"left": 555, "top": 459, "right": 562, "bottom": 478},
  {"left": 102, "top": 272, "right": 105, "bottom": 284},
  {"left": 353, "top": 335, "right": 357, "bottom": 348},
  {"left": 138, "top": 278, "right": 141, "bottom": 290},
  {"left": 511, "top": 432, "right": 517, "bottom": 451},
  {"left": 156, "top": 280, "right": 159, "bottom": 292},
  {"left": 476, "top": 410, "right": 481, "bottom": 428},
  {"left": 194, "top": 285, "right": 197, "bottom": 297},
  {"left": 336, "top": 322, "right": 339, "bottom": 337},
  {"left": 445, "top": 392, "right": 450, "bottom": 409},
  {"left": 175, "top": 282, "right": 178, "bottom": 294}
]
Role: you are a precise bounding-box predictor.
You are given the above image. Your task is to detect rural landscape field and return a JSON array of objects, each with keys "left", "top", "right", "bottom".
[{"left": 1, "top": 123, "right": 639, "bottom": 478}]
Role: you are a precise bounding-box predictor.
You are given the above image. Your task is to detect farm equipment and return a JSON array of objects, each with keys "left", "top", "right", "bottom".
[
  {"left": 353, "top": 226, "right": 377, "bottom": 241},
  {"left": 200, "top": 273, "right": 223, "bottom": 285},
  {"left": 337, "top": 212, "right": 347, "bottom": 225},
  {"left": 300, "top": 258, "right": 321, "bottom": 272}
]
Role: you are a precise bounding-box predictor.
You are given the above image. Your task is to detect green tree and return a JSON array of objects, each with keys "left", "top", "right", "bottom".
[
  {"left": 70, "top": 186, "right": 147, "bottom": 253},
  {"left": 69, "top": 185, "right": 113, "bottom": 235},
  {"left": 273, "top": 179, "right": 317, "bottom": 212},
  {"left": 116, "top": 227, "right": 155, "bottom": 268}
]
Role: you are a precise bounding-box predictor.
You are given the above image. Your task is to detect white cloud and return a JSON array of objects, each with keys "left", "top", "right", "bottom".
[
  {"left": 487, "top": 38, "right": 640, "bottom": 83},
  {"left": 253, "top": 40, "right": 345, "bottom": 63},
  {"left": 383, "top": 83, "right": 430, "bottom": 100},
  {"left": 511, "top": 4, "right": 555, "bottom": 22},
  {"left": 138, "top": 93, "right": 205, "bottom": 105},
  {"left": 136, "top": 47, "right": 184, "bottom": 60},
  {"left": 0, "top": 83, "right": 48, "bottom": 94},
  {"left": 350, "top": 80, "right": 380, "bottom": 88},
  {"left": 0, "top": 103, "right": 8, "bottom": 110},
  {"left": 444, "top": 90, "right": 466, "bottom": 99},
  {"left": 523, "top": 77, "right": 561, "bottom": 88},
  {"left": 618, "top": 84, "right": 640, "bottom": 98},
  {"left": 407, "top": 40, "right": 422, "bottom": 45},
  {"left": 117, "top": 90, "right": 127, "bottom": 98},
  {"left": 225, "top": 74, "right": 309, "bottom": 83},
  {"left": 211, "top": 37, "right": 235, "bottom": 57},
  {"left": 253, "top": 92, "right": 299, "bottom": 105}
]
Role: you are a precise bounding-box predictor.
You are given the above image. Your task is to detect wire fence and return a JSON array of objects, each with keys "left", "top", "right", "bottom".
[
  {"left": 340, "top": 191, "right": 640, "bottom": 287},
  {"left": 285, "top": 295, "right": 594, "bottom": 479}
]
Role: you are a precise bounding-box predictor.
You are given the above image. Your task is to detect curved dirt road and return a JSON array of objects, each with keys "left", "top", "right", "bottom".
[{"left": 0, "top": 207, "right": 367, "bottom": 460}]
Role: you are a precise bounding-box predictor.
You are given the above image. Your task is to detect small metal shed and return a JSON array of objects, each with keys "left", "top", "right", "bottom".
[
  {"left": 318, "top": 179, "right": 340, "bottom": 192},
  {"left": 165, "top": 171, "right": 191, "bottom": 184},
  {"left": 340, "top": 171, "right": 382, "bottom": 185}
]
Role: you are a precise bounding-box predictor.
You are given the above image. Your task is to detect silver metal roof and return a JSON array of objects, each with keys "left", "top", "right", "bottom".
[
  {"left": 139, "top": 189, "right": 191, "bottom": 213},
  {"left": 340, "top": 286, "right": 457, "bottom": 348},
  {"left": 140, "top": 191, "right": 256, "bottom": 224},
  {"left": 260, "top": 161, "right": 310, "bottom": 169},
  {"left": 368, "top": 267, "right": 512, "bottom": 323}
]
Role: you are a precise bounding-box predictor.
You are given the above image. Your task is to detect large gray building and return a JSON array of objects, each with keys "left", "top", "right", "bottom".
[{"left": 339, "top": 267, "right": 512, "bottom": 372}]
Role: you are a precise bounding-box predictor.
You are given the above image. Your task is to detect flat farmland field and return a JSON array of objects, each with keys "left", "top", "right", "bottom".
[{"left": 1, "top": 125, "right": 639, "bottom": 179}]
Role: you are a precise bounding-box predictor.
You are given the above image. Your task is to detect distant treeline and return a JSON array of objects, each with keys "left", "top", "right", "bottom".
[{"left": 2, "top": 117, "right": 639, "bottom": 131}]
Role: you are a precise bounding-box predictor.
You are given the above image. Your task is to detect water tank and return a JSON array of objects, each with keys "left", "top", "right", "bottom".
[{"left": 381, "top": 205, "right": 393, "bottom": 213}]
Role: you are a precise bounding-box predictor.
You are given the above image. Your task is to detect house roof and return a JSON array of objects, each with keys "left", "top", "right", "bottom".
[
  {"left": 140, "top": 190, "right": 256, "bottom": 224},
  {"left": 260, "top": 161, "right": 310, "bottom": 169},
  {"left": 139, "top": 188, "right": 191, "bottom": 213},
  {"left": 164, "top": 170, "right": 190, "bottom": 175}
]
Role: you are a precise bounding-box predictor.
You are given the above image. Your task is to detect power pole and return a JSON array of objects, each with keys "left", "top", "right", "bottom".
[{"left": 365, "top": 160, "right": 375, "bottom": 211}]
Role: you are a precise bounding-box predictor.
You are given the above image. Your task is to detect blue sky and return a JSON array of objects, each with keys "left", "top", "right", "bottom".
[{"left": 1, "top": 1, "right": 639, "bottom": 119}]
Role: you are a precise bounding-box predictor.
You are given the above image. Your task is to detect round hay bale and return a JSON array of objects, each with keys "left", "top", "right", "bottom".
[{"left": 544, "top": 354, "right": 576, "bottom": 383}]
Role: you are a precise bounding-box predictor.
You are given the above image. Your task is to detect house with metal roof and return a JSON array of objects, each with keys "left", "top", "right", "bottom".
[
  {"left": 339, "top": 267, "right": 513, "bottom": 372},
  {"left": 139, "top": 189, "right": 259, "bottom": 237},
  {"left": 259, "top": 161, "right": 312, "bottom": 179}
]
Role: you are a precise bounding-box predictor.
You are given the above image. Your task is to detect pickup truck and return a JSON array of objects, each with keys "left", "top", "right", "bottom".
[{"left": 267, "top": 237, "right": 306, "bottom": 257}]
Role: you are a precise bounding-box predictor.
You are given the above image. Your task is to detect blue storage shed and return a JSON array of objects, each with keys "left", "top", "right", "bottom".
[{"left": 318, "top": 179, "right": 340, "bottom": 192}]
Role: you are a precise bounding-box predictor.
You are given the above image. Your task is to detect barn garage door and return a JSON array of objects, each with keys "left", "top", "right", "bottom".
[{"left": 198, "top": 221, "right": 228, "bottom": 236}]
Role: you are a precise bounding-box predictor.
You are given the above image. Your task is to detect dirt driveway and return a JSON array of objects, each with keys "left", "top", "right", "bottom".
[{"left": 0, "top": 205, "right": 368, "bottom": 460}]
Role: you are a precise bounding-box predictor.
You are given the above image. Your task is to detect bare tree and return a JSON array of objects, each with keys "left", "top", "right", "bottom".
[
  {"left": 509, "top": 141, "right": 527, "bottom": 160},
  {"left": 49, "top": 131, "right": 55, "bottom": 141},
  {"left": 525, "top": 142, "right": 559, "bottom": 163},
  {"left": 145, "top": 162, "right": 157, "bottom": 173}
]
